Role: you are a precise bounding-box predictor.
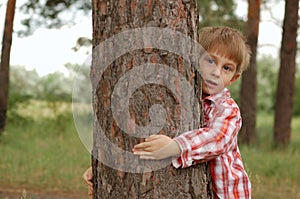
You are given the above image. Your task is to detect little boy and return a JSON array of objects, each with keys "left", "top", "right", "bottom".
[
  {"left": 133, "top": 26, "right": 251, "bottom": 198},
  {"left": 83, "top": 26, "right": 251, "bottom": 198}
]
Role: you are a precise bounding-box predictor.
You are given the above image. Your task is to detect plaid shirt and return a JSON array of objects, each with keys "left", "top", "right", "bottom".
[{"left": 172, "top": 88, "right": 251, "bottom": 199}]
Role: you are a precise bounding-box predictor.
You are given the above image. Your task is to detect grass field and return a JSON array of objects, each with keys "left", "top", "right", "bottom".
[
  {"left": 0, "top": 101, "right": 91, "bottom": 199},
  {"left": 0, "top": 101, "right": 300, "bottom": 198},
  {"left": 241, "top": 113, "right": 300, "bottom": 199}
]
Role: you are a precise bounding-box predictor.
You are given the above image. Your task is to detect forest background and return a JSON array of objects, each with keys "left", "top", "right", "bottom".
[{"left": 0, "top": 0, "right": 300, "bottom": 198}]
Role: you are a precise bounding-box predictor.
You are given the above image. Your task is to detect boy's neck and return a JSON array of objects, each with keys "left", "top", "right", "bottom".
[{"left": 202, "top": 93, "right": 210, "bottom": 99}]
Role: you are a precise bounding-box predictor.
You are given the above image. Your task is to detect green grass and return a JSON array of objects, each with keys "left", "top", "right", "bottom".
[
  {"left": 1, "top": 102, "right": 300, "bottom": 198},
  {"left": 240, "top": 113, "right": 300, "bottom": 199},
  {"left": 0, "top": 101, "right": 91, "bottom": 198}
]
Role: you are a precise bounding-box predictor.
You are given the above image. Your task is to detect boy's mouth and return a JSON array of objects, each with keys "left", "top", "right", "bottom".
[{"left": 205, "top": 80, "right": 218, "bottom": 87}]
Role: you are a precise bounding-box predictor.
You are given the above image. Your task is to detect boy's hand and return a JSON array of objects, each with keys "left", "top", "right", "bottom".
[
  {"left": 82, "top": 166, "right": 93, "bottom": 196},
  {"left": 133, "top": 135, "right": 181, "bottom": 160}
]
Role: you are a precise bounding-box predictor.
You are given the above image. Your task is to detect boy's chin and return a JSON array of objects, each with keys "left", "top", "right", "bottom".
[{"left": 202, "top": 88, "right": 222, "bottom": 96}]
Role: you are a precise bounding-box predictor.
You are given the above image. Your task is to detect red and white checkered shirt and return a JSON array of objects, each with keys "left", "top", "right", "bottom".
[{"left": 172, "top": 88, "right": 251, "bottom": 199}]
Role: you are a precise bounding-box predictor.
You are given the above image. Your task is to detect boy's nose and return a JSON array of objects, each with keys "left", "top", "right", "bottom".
[{"left": 210, "top": 65, "right": 220, "bottom": 77}]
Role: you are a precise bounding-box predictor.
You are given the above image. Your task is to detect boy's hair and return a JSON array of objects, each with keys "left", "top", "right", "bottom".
[{"left": 199, "top": 26, "right": 251, "bottom": 73}]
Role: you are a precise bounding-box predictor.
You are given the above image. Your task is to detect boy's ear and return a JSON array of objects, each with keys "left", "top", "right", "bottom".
[{"left": 230, "top": 73, "right": 241, "bottom": 85}]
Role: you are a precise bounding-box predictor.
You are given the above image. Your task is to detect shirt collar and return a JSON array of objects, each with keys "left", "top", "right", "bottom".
[{"left": 203, "top": 88, "right": 231, "bottom": 105}]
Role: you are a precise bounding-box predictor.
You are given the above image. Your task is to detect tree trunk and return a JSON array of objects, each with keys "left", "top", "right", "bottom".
[
  {"left": 274, "top": 0, "right": 299, "bottom": 146},
  {"left": 0, "top": 0, "right": 16, "bottom": 134},
  {"left": 239, "top": 0, "right": 261, "bottom": 144},
  {"left": 91, "top": 0, "right": 212, "bottom": 198}
]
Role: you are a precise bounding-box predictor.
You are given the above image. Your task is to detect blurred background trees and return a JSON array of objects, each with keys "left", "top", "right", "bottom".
[
  {"left": 198, "top": 0, "right": 245, "bottom": 28},
  {"left": 0, "top": 0, "right": 16, "bottom": 134},
  {"left": 274, "top": 0, "right": 299, "bottom": 146},
  {"left": 239, "top": 0, "right": 261, "bottom": 144},
  {"left": 18, "top": 0, "right": 91, "bottom": 36}
]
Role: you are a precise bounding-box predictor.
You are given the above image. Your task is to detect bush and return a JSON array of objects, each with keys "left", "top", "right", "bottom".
[
  {"left": 293, "top": 72, "right": 300, "bottom": 116},
  {"left": 256, "top": 55, "right": 279, "bottom": 113},
  {"left": 229, "top": 55, "right": 279, "bottom": 113},
  {"left": 9, "top": 66, "right": 40, "bottom": 108},
  {"left": 9, "top": 66, "right": 74, "bottom": 109}
]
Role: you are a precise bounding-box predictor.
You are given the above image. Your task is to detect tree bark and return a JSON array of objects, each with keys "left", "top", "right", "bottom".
[
  {"left": 239, "top": 0, "right": 261, "bottom": 144},
  {"left": 274, "top": 0, "right": 299, "bottom": 146},
  {"left": 91, "top": 0, "right": 212, "bottom": 198},
  {"left": 0, "top": 0, "right": 16, "bottom": 134}
]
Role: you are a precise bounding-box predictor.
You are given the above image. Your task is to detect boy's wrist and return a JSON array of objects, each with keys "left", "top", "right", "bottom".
[{"left": 169, "top": 140, "right": 181, "bottom": 157}]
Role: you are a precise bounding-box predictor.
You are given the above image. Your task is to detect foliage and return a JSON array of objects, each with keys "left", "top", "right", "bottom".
[
  {"left": 198, "top": 0, "right": 245, "bottom": 30},
  {"left": 18, "top": 0, "right": 244, "bottom": 49},
  {"left": 256, "top": 55, "right": 279, "bottom": 112},
  {"left": 18, "top": 0, "right": 244, "bottom": 35},
  {"left": 252, "top": 55, "right": 300, "bottom": 117},
  {"left": 9, "top": 65, "right": 75, "bottom": 110},
  {"left": 8, "top": 56, "right": 295, "bottom": 117},
  {"left": 37, "top": 71, "right": 73, "bottom": 102},
  {"left": 9, "top": 66, "right": 40, "bottom": 107},
  {"left": 8, "top": 54, "right": 285, "bottom": 118},
  {"left": 293, "top": 71, "right": 300, "bottom": 116},
  {"left": 72, "top": 37, "right": 92, "bottom": 52},
  {"left": 18, "top": 0, "right": 91, "bottom": 36},
  {"left": 65, "top": 62, "right": 91, "bottom": 104},
  {"left": 229, "top": 55, "right": 280, "bottom": 113}
]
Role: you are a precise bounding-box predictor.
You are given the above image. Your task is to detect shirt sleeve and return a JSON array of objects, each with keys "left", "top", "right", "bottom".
[{"left": 172, "top": 100, "right": 241, "bottom": 168}]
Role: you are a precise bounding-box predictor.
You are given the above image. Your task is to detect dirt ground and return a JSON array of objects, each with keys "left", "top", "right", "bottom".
[{"left": 0, "top": 187, "right": 89, "bottom": 199}]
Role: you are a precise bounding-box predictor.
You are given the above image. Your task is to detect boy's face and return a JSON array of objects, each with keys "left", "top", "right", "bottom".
[{"left": 200, "top": 51, "right": 240, "bottom": 95}]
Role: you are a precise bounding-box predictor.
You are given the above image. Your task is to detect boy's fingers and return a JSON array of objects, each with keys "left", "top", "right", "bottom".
[
  {"left": 82, "top": 173, "right": 93, "bottom": 187},
  {"left": 134, "top": 142, "right": 151, "bottom": 150},
  {"left": 88, "top": 187, "right": 93, "bottom": 196},
  {"left": 140, "top": 155, "right": 155, "bottom": 160},
  {"left": 83, "top": 178, "right": 93, "bottom": 187},
  {"left": 145, "top": 135, "right": 154, "bottom": 142},
  {"left": 145, "top": 135, "right": 160, "bottom": 142},
  {"left": 87, "top": 180, "right": 93, "bottom": 187},
  {"left": 86, "top": 170, "right": 92, "bottom": 178},
  {"left": 133, "top": 143, "right": 143, "bottom": 149},
  {"left": 133, "top": 150, "right": 152, "bottom": 156},
  {"left": 82, "top": 167, "right": 94, "bottom": 197},
  {"left": 85, "top": 175, "right": 92, "bottom": 182},
  {"left": 82, "top": 167, "right": 93, "bottom": 180}
]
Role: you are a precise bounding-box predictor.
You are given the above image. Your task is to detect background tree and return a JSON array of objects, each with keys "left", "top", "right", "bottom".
[
  {"left": 91, "top": 0, "right": 212, "bottom": 198},
  {"left": 239, "top": 0, "right": 261, "bottom": 144},
  {"left": 274, "top": 0, "right": 299, "bottom": 146},
  {"left": 0, "top": 0, "right": 16, "bottom": 134}
]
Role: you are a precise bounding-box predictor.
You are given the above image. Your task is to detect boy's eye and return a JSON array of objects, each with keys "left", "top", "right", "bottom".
[
  {"left": 223, "top": 65, "right": 231, "bottom": 71},
  {"left": 207, "top": 58, "right": 215, "bottom": 64}
]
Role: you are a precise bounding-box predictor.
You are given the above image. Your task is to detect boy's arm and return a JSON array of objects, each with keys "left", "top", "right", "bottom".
[
  {"left": 133, "top": 101, "right": 241, "bottom": 167},
  {"left": 82, "top": 166, "right": 93, "bottom": 196},
  {"left": 133, "top": 134, "right": 181, "bottom": 160},
  {"left": 173, "top": 105, "right": 241, "bottom": 168}
]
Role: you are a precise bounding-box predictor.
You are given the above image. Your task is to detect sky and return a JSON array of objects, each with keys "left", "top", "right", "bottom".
[
  {"left": 0, "top": 1, "right": 286, "bottom": 76},
  {"left": 0, "top": 0, "right": 92, "bottom": 76}
]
